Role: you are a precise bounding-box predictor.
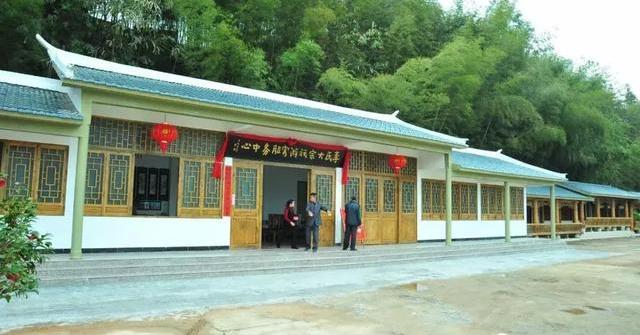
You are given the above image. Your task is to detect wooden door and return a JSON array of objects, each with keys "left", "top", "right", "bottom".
[
  {"left": 381, "top": 177, "right": 399, "bottom": 243},
  {"left": 363, "top": 176, "right": 382, "bottom": 244},
  {"left": 310, "top": 168, "right": 335, "bottom": 246},
  {"left": 231, "top": 160, "right": 262, "bottom": 248},
  {"left": 398, "top": 178, "right": 417, "bottom": 243}
]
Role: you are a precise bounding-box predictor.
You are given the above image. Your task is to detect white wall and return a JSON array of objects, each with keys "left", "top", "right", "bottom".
[
  {"left": 82, "top": 216, "right": 230, "bottom": 248},
  {"left": 0, "top": 129, "right": 78, "bottom": 250},
  {"left": 418, "top": 219, "right": 527, "bottom": 240},
  {"left": 415, "top": 151, "right": 530, "bottom": 240}
]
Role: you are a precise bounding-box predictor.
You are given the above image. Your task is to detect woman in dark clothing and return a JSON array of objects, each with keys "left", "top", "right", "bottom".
[{"left": 283, "top": 199, "right": 300, "bottom": 249}]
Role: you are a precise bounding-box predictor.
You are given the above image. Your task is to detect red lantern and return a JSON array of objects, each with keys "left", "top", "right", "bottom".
[
  {"left": 151, "top": 122, "right": 178, "bottom": 153},
  {"left": 388, "top": 154, "right": 407, "bottom": 175},
  {"left": 0, "top": 177, "right": 5, "bottom": 189}
]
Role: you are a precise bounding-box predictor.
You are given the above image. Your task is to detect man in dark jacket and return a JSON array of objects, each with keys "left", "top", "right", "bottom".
[
  {"left": 343, "top": 196, "right": 361, "bottom": 251},
  {"left": 305, "top": 193, "right": 329, "bottom": 252}
]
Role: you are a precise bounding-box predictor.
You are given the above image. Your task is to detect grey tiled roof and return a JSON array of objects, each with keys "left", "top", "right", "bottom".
[
  {"left": 0, "top": 82, "right": 81, "bottom": 120},
  {"left": 452, "top": 151, "right": 565, "bottom": 181},
  {"left": 527, "top": 186, "right": 593, "bottom": 201},
  {"left": 561, "top": 181, "right": 640, "bottom": 200},
  {"left": 66, "top": 66, "right": 466, "bottom": 146}
]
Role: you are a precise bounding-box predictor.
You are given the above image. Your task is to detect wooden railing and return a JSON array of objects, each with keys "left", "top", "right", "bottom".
[
  {"left": 585, "top": 217, "right": 633, "bottom": 228},
  {"left": 527, "top": 223, "right": 583, "bottom": 236}
]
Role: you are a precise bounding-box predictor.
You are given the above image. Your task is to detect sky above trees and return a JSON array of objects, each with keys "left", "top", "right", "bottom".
[
  {"left": 1, "top": 0, "right": 639, "bottom": 190},
  {"left": 440, "top": 0, "right": 640, "bottom": 96}
]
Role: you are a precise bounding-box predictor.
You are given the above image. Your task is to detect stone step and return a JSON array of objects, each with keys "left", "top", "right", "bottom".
[
  {"left": 42, "top": 239, "right": 565, "bottom": 269},
  {"left": 580, "top": 230, "right": 635, "bottom": 240},
  {"left": 39, "top": 242, "right": 566, "bottom": 286},
  {"left": 39, "top": 243, "right": 564, "bottom": 278}
]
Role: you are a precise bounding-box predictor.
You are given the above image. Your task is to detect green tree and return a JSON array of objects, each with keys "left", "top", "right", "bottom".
[
  {"left": 0, "top": 0, "right": 45, "bottom": 75},
  {"left": 276, "top": 39, "right": 325, "bottom": 97},
  {"left": 183, "top": 22, "right": 269, "bottom": 89}
]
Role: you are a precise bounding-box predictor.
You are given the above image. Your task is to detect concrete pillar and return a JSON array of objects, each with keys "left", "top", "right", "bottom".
[
  {"left": 533, "top": 200, "right": 539, "bottom": 224},
  {"left": 504, "top": 182, "right": 511, "bottom": 243},
  {"left": 445, "top": 153, "right": 453, "bottom": 245},
  {"left": 70, "top": 95, "right": 92, "bottom": 259},
  {"left": 550, "top": 185, "right": 557, "bottom": 239},
  {"left": 476, "top": 182, "right": 482, "bottom": 222}
]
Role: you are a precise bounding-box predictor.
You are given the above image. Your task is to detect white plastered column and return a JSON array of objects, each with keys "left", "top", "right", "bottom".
[{"left": 335, "top": 167, "right": 343, "bottom": 244}]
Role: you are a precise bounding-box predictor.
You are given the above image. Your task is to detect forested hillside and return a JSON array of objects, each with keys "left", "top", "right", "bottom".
[{"left": 2, "top": 0, "right": 639, "bottom": 189}]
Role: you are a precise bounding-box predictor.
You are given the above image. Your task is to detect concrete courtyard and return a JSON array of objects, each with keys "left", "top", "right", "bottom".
[{"left": 3, "top": 238, "right": 640, "bottom": 335}]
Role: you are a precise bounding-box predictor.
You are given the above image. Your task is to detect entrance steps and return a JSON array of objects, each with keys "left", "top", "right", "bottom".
[
  {"left": 39, "top": 239, "right": 568, "bottom": 286},
  {"left": 580, "top": 230, "right": 635, "bottom": 240}
]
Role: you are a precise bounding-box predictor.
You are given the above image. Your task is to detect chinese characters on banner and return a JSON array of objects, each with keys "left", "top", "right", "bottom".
[{"left": 225, "top": 134, "right": 346, "bottom": 168}]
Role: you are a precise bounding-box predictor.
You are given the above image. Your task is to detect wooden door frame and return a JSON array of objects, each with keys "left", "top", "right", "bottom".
[
  {"left": 380, "top": 175, "right": 400, "bottom": 244},
  {"left": 230, "top": 159, "right": 263, "bottom": 249},
  {"left": 398, "top": 176, "right": 418, "bottom": 243},
  {"left": 309, "top": 166, "right": 337, "bottom": 246}
]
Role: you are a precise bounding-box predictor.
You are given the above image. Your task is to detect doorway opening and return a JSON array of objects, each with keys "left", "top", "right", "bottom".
[
  {"left": 133, "top": 154, "right": 179, "bottom": 216},
  {"left": 261, "top": 165, "right": 309, "bottom": 248}
]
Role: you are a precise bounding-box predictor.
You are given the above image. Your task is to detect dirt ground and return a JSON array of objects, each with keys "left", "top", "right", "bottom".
[{"left": 8, "top": 238, "right": 640, "bottom": 335}]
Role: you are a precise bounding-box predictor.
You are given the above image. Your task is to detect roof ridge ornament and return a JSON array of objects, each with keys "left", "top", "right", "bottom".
[
  {"left": 35, "top": 34, "right": 74, "bottom": 79},
  {"left": 391, "top": 110, "right": 400, "bottom": 117}
]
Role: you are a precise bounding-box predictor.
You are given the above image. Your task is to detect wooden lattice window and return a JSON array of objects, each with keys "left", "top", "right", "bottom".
[
  {"left": 1, "top": 142, "right": 67, "bottom": 215},
  {"left": 204, "top": 162, "right": 221, "bottom": 209},
  {"left": 348, "top": 151, "right": 364, "bottom": 171},
  {"left": 107, "top": 154, "right": 131, "bottom": 206},
  {"left": 5, "top": 144, "right": 35, "bottom": 198},
  {"left": 422, "top": 179, "right": 446, "bottom": 220},
  {"left": 181, "top": 160, "right": 201, "bottom": 208},
  {"left": 86, "top": 117, "right": 224, "bottom": 217},
  {"left": 344, "top": 176, "right": 361, "bottom": 204},
  {"left": 89, "top": 117, "right": 223, "bottom": 157},
  {"left": 315, "top": 174, "right": 334, "bottom": 211},
  {"left": 234, "top": 167, "right": 257, "bottom": 210},
  {"left": 510, "top": 187, "right": 524, "bottom": 220},
  {"left": 36, "top": 148, "right": 66, "bottom": 205},
  {"left": 401, "top": 181, "right": 416, "bottom": 213},
  {"left": 85, "top": 152, "right": 105, "bottom": 205},
  {"left": 84, "top": 150, "right": 134, "bottom": 216},
  {"left": 365, "top": 178, "right": 379, "bottom": 212},
  {"left": 481, "top": 184, "right": 504, "bottom": 220},
  {"left": 453, "top": 182, "right": 477, "bottom": 220},
  {"left": 383, "top": 179, "right": 397, "bottom": 212},
  {"left": 351, "top": 150, "right": 417, "bottom": 176},
  {"left": 452, "top": 184, "right": 460, "bottom": 217},
  {"left": 178, "top": 159, "right": 222, "bottom": 217}
]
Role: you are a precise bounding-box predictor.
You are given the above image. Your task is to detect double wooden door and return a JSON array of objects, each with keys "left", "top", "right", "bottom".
[
  {"left": 230, "top": 162, "right": 336, "bottom": 248},
  {"left": 363, "top": 175, "right": 399, "bottom": 244},
  {"left": 359, "top": 175, "right": 417, "bottom": 244}
]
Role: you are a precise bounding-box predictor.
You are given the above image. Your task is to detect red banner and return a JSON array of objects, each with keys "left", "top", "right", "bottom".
[{"left": 213, "top": 132, "right": 351, "bottom": 184}]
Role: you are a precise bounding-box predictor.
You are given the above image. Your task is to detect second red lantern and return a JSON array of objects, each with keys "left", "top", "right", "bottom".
[
  {"left": 388, "top": 154, "right": 408, "bottom": 175},
  {"left": 151, "top": 122, "right": 178, "bottom": 153}
]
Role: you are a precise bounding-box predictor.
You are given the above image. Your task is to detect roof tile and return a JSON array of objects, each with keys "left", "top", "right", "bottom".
[{"left": 0, "top": 82, "right": 81, "bottom": 121}]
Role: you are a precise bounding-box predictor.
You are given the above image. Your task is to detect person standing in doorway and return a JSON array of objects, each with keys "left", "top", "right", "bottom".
[
  {"left": 305, "top": 192, "right": 329, "bottom": 252},
  {"left": 283, "top": 199, "right": 300, "bottom": 249},
  {"left": 343, "top": 196, "right": 361, "bottom": 251}
]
